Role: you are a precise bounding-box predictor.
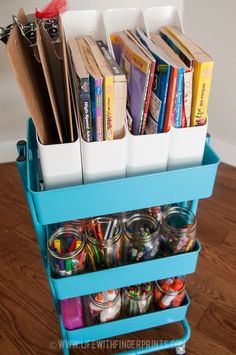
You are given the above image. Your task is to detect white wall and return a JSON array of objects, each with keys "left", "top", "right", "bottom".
[{"left": 183, "top": 0, "right": 236, "bottom": 166}]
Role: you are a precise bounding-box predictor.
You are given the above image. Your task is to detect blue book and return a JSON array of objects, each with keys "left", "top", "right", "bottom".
[{"left": 175, "top": 67, "right": 184, "bottom": 128}]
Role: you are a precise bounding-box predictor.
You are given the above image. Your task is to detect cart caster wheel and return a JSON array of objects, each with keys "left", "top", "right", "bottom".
[{"left": 175, "top": 343, "right": 186, "bottom": 355}]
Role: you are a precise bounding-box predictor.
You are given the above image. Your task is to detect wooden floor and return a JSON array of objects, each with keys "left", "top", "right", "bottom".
[{"left": 0, "top": 162, "right": 235, "bottom": 355}]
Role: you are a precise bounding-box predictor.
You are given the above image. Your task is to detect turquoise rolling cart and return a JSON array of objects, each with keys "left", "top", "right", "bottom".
[{"left": 16, "top": 119, "right": 220, "bottom": 355}]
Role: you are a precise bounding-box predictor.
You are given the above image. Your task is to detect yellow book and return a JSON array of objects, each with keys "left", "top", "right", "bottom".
[
  {"left": 84, "top": 36, "right": 114, "bottom": 140},
  {"left": 163, "top": 26, "right": 214, "bottom": 126}
]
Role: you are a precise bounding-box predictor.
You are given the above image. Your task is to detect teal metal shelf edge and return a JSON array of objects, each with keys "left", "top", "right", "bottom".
[
  {"left": 26, "top": 119, "right": 220, "bottom": 225},
  {"left": 60, "top": 293, "right": 190, "bottom": 345},
  {"left": 49, "top": 242, "right": 200, "bottom": 299}
]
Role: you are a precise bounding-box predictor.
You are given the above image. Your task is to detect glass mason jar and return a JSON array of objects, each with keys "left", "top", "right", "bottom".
[
  {"left": 123, "top": 282, "right": 153, "bottom": 317},
  {"left": 48, "top": 227, "right": 87, "bottom": 277},
  {"left": 124, "top": 214, "right": 160, "bottom": 264},
  {"left": 160, "top": 207, "right": 197, "bottom": 255},
  {"left": 85, "top": 217, "right": 123, "bottom": 271},
  {"left": 154, "top": 276, "right": 186, "bottom": 309},
  {"left": 87, "top": 289, "right": 121, "bottom": 324}
]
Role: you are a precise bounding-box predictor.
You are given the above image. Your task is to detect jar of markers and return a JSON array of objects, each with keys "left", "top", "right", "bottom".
[
  {"left": 85, "top": 217, "right": 122, "bottom": 271},
  {"left": 124, "top": 214, "right": 160, "bottom": 263},
  {"left": 154, "top": 276, "right": 185, "bottom": 309},
  {"left": 88, "top": 289, "right": 121, "bottom": 324},
  {"left": 123, "top": 283, "right": 153, "bottom": 317},
  {"left": 160, "top": 207, "right": 197, "bottom": 255},
  {"left": 48, "top": 227, "right": 87, "bottom": 277}
]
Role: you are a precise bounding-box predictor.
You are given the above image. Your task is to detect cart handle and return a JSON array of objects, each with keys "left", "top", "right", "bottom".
[{"left": 117, "top": 318, "right": 190, "bottom": 355}]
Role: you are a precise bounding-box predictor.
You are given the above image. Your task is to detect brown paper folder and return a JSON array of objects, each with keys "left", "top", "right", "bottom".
[
  {"left": 6, "top": 9, "right": 58, "bottom": 145},
  {"left": 37, "top": 17, "right": 74, "bottom": 142}
]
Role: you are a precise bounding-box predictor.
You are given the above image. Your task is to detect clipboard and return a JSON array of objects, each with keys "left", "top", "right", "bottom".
[{"left": 6, "top": 9, "right": 59, "bottom": 145}]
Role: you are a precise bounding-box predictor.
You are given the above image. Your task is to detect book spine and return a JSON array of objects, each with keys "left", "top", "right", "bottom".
[
  {"left": 156, "top": 64, "right": 171, "bottom": 133},
  {"left": 191, "top": 61, "right": 213, "bottom": 126},
  {"left": 140, "top": 61, "right": 155, "bottom": 134},
  {"left": 138, "top": 63, "right": 151, "bottom": 134},
  {"left": 103, "top": 76, "right": 114, "bottom": 140},
  {"left": 183, "top": 70, "right": 193, "bottom": 127},
  {"left": 163, "top": 67, "right": 178, "bottom": 132},
  {"left": 80, "top": 78, "right": 93, "bottom": 142},
  {"left": 180, "top": 94, "right": 186, "bottom": 128},
  {"left": 96, "top": 40, "right": 123, "bottom": 76},
  {"left": 95, "top": 78, "right": 103, "bottom": 141},
  {"left": 174, "top": 68, "right": 184, "bottom": 128}
]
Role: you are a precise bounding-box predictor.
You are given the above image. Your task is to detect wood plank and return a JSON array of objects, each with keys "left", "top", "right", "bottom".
[{"left": 197, "top": 302, "right": 236, "bottom": 353}]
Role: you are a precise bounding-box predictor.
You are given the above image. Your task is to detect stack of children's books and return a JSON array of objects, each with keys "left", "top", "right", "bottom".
[
  {"left": 110, "top": 26, "right": 214, "bottom": 135},
  {"left": 69, "top": 36, "right": 127, "bottom": 142}
]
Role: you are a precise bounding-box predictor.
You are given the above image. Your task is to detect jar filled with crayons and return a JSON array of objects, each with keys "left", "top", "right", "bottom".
[
  {"left": 85, "top": 217, "right": 122, "bottom": 271},
  {"left": 154, "top": 276, "right": 185, "bottom": 309},
  {"left": 87, "top": 289, "right": 121, "bottom": 325},
  {"left": 48, "top": 227, "right": 87, "bottom": 277},
  {"left": 123, "top": 283, "right": 153, "bottom": 317},
  {"left": 160, "top": 207, "right": 197, "bottom": 255},
  {"left": 124, "top": 214, "right": 160, "bottom": 264}
]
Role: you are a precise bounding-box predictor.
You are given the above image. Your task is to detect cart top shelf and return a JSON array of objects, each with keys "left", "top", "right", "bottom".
[{"left": 24, "top": 119, "right": 219, "bottom": 225}]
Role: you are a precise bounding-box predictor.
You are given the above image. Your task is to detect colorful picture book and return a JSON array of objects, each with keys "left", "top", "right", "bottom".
[{"left": 69, "top": 36, "right": 127, "bottom": 142}]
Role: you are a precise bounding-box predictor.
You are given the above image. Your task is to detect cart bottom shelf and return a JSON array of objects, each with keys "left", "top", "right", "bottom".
[{"left": 59, "top": 293, "right": 190, "bottom": 346}]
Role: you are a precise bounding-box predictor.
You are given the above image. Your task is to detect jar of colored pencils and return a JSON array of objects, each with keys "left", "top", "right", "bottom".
[
  {"left": 123, "top": 283, "right": 153, "bottom": 317},
  {"left": 85, "top": 217, "right": 122, "bottom": 271},
  {"left": 124, "top": 214, "right": 160, "bottom": 264},
  {"left": 87, "top": 289, "right": 121, "bottom": 325},
  {"left": 160, "top": 207, "right": 197, "bottom": 255},
  {"left": 154, "top": 276, "right": 185, "bottom": 309},
  {"left": 48, "top": 227, "right": 87, "bottom": 277}
]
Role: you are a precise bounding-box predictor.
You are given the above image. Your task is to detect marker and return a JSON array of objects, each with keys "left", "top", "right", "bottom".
[
  {"left": 108, "top": 219, "right": 117, "bottom": 240},
  {"left": 65, "top": 259, "right": 72, "bottom": 275},
  {"left": 104, "top": 219, "right": 113, "bottom": 240},
  {"left": 97, "top": 223, "right": 103, "bottom": 241},
  {"left": 54, "top": 239, "right": 61, "bottom": 254},
  {"left": 58, "top": 259, "right": 65, "bottom": 276}
]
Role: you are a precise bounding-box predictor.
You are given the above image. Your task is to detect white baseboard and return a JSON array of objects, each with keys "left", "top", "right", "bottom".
[
  {"left": 0, "top": 141, "right": 18, "bottom": 163},
  {"left": 211, "top": 138, "right": 236, "bottom": 167}
]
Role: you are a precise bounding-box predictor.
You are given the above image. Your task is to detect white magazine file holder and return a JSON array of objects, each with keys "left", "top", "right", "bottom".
[
  {"left": 144, "top": 6, "right": 207, "bottom": 170},
  {"left": 37, "top": 132, "right": 83, "bottom": 190},
  {"left": 103, "top": 8, "right": 171, "bottom": 177},
  {"left": 62, "top": 10, "right": 127, "bottom": 184}
]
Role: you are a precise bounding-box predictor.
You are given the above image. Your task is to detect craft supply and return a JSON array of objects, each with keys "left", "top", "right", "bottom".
[
  {"left": 48, "top": 227, "right": 87, "bottom": 277},
  {"left": 88, "top": 289, "right": 121, "bottom": 325},
  {"left": 85, "top": 217, "right": 122, "bottom": 271},
  {"left": 124, "top": 214, "right": 160, "bottom": 264},
  {"left": 160, "top": 207, "right": 197, "bottom": 255},
  {"left": 154, "top": 277, "right": 185, "bottom": 309},
  {"left": 123, "top": 283, "right": 153, "bottom": 317},
  {"left": 61, "top": 296, "right": 85, "bottom": 330}
]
